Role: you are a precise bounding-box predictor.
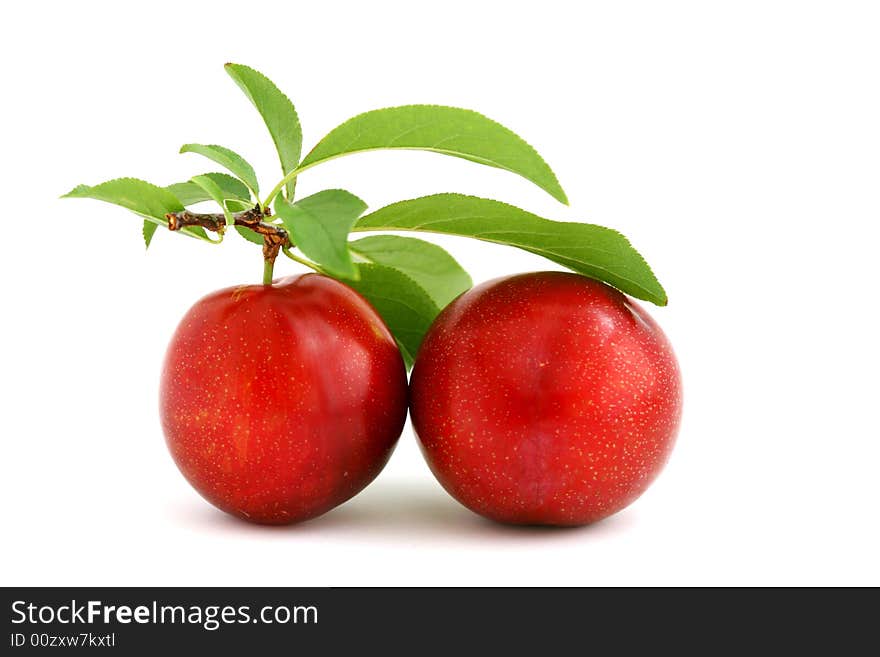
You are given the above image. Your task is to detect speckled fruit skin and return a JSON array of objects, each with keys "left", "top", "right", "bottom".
[
  {"left": 410, "top": 272, "right": 682, "bottom": 526},
  {"left": 160, "top": 274, "right": 408, "bottom": 525}
]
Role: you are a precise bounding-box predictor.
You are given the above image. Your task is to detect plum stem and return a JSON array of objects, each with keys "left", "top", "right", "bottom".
[
  {"left": 166, "top": 206, "right": 290, "bottom": 285},
  {"left": 263, "top": 259, "right": 275, "bottom": 285},
  {"left": 281, "top": 248, "right": 324, "bottom": 273}
]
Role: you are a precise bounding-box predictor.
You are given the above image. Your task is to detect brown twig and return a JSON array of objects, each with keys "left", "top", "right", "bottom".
[{"left": 165, "top": 206, "right": 291, "bottom": 264}]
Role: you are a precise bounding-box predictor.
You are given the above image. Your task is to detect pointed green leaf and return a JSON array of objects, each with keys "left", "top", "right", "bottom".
[
  {"left": 190, "top": 175, "right": 234, "bottom": 225},
  {"left": 350, "top": 235, "right": 472, "bottom": 308},
  {"left": 179, "top": 144, "right": 259, "bottom": 197},
  {"left": 64, "top": 177, "right": 183, "bottom": 218},
  {"left": 345, "top": 264, "right": 440, "bottom": 368},
  {"left": 62, "top": 177, "right": 214, "bottom": 245},
  {"left": 275, "top": 189, "right": 367, "bottom": 279},
  {"left": 235, "top": 226, "right": 265, "bottom": 245},
  {"left": 166, "top": 172, "right": 251, "bottom": 207},
  {"left": 143, "top": 221, "right": 158, "bottom": 248},
  {"left": 355, "top": 194, "right": 667, "bottom": 305},
  {"left": 225, "top": 63, "right": 302, "bottom": 199},
  {"left": 141, "top": 222, "right": 211, "bottom": 248},
  {"left": 300, "top": 105, "right": 567, "bottom": 204},
  {"left": 142, "top": 221, "right": 211, "bottom": 248}
]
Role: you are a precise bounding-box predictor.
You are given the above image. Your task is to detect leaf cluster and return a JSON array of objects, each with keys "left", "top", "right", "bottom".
[{"left": 64, "top": 64, "right": 666, "bottom": 366}]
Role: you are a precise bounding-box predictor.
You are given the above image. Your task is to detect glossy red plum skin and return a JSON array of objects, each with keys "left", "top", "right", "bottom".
[
  {"left": 160, "top": 274, "right": 408, "bottom": 525},
  {"left": 410, "top": 272, "right": 682, "bottom": 526}
]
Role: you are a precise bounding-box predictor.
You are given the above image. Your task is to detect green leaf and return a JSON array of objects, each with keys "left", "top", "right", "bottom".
[
  {"left": 146, "top": 222, "right": 211, "bottom": 246},
  {"left": 179, "top": 144, "right": 259, "bottom": 198},
  {"left": 166, "top": 172, "right": 251, "bottom": 207},
  {"left": 345, "top": 264, "right": 440, "bottom": 368},
  {"left": 191, "top": 174, "right": 234, "bottom": 225},
  {"left": 143, "top": 221, "right": 158, "bottom": 248},
  {"left": 235, "top": 225, "right": 264, "bottom": 245},
  {"left": 225, "top": 63, "right": 302, "bottom": 199},
  {"left": 355, "top": 194, "right": 667, "bottom": 305},
  {"left": 350, "top": 235, "right": 472, "bottom": 308},
  {"left": 64, "top": 177, "right": 183, "bottom": 218},
  {"left": 300, "top": 105, "right": 567, "bottom": 204},
  {"left": 62, "top": 177, "right": 214, "bottom": 246},
  {"left": 275, "top": 189, "right": 367, "bottom": 279}
]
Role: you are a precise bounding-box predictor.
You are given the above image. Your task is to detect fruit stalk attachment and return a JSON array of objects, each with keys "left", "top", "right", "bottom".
[{"left": 166, "top": 206, "right": 290, "bottom": 284}]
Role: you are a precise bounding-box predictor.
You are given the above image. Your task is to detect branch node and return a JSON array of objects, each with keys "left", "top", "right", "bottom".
[{"left": 165, "top": 206, "right": 290, "bottom": 268}]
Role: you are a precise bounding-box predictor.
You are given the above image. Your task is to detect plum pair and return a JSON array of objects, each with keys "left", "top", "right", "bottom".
[
  {"left": 65, "top": 62, "right": 682, "bottom": 527},
  {"left": 161, "top": 271, "right": 681, "bottom": 527}
]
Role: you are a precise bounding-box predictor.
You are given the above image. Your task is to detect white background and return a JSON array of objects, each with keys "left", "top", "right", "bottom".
[{"left": 2, "top": 1, "right": 878, "bottom": 586}]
